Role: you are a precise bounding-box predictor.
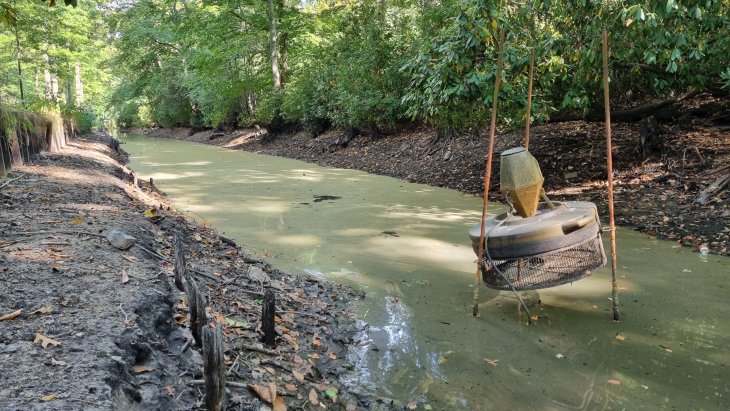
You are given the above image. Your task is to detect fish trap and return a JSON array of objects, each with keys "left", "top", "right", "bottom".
[
  {"left": 470, "top": 201, "right": 607, "bottom": 291},
  {"left": 482, "top": 229, "right": 606, "bottom": 290}
]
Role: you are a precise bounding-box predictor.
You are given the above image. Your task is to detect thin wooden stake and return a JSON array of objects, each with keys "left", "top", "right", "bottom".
[
  {"left": 173, "top": 234, "right": 186, "bottom": 292},
  {"left": 602, "top": 30, "right": 620, "bottom": 321},
  {"left": 187, "top": 278, "right": 207, "bottom": 347},
  {"left": 524, "top": 48, "right": 535, "bottom": 149},
  {"left": 261, "top": 289, "right": 277, "bottom": 347},
  {"left": 473, "top": 28, "right": 506, "bottom": 317},
  {"left": 203, "top": 323, "right": 227, "bottom": 411}
]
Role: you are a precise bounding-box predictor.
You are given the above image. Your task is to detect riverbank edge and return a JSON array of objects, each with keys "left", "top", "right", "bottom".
[
  {"left": 126, "top": 125, "right": 730, "bottom": 257},
  {"left": 0, "top": 132, "right": 391, "bottom": 410}
]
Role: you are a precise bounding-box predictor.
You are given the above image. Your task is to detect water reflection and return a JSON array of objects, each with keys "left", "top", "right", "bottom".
[{"left": 122, "top": 134, "right": 730, "bottom": 410}]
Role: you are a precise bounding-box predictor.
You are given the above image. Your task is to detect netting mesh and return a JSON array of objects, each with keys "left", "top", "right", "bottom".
[{"left": 482, "top": 233, "right": 607, "bottom": 290}]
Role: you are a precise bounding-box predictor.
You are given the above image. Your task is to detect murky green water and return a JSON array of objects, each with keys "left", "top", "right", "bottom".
[{"left": 121, "top": 134, "right": 729, "bottom": 410}]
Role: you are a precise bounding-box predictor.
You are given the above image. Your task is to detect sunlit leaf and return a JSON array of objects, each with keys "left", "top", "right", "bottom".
[
  {"left": 0, "top": 309, "right": 22, "bottom": 321},
  {"left": 34, "top": 333, "right": 61, "bottom": 349}
]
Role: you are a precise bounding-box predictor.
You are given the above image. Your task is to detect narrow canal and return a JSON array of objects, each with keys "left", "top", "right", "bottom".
[{"left": 122, "top": 134, "right": 729, "bottom": 410}]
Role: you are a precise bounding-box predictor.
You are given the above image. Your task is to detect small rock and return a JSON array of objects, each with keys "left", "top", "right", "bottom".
[
  {"left": 564, "top": 171, "right": 578, "bottom": 180},
  {"left": 247, "top": 266, "right": 270, "bottom": 284},
  {"left": 107, "top": 229, "right": 136, "bottom": 250},
  {"left": 1, "top": 343, "right": 21, "bottom": 354}
]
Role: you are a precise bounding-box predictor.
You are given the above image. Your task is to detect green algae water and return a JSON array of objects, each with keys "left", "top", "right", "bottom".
[{"left": 121, "top": 134, "right": 729, "bottom": 410}]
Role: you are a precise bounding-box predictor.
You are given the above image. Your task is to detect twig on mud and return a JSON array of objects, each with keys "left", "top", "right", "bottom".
[
  {"left": 0, "top": 240, "right": 23, "bottom": 248},
  {"left": 226, "top": 355, "right": 240, "bottom": 376},
  {"left": 134, "top": 243, "right": 219, "bottom": 282},
  {"left": 240, "top": 344, "right": 278, "bottom": 356},
  {"left": 119, "top": 302, "right": 128, "bottom": 322},
  {"left": 179, "top": 338, "right": 192, "bottom": 355},
  {"left": 278, "top": 309, "right": 325, "bottom": 320},
  {"left": 0, "top": 173, "right": 28, "bottom": 190},
  {"left": 188, "top": 380, "right": 249, "bottom": 389},
  {"left": 7, "top": 230, "right": 107, "bottom": 238}
]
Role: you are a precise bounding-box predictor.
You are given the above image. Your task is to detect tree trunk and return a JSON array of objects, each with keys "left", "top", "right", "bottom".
[
  {"left": 65, "top": 65, "right": 72, "bottom": 105},
  {"left": 74, "top": 62, "right": 84, "bottom": 106},
  {"left": 14, "top": 25, "right": 24, "bottom": 107},
  {"left": 278, "top": 30, "right": 288, "bottom": 86},
  {"left": 43, "top": 52, "right": 52, "bottom": 100},
  {"left": 51, "top": 74, "right": 59, "bottom": 101},
  {"left": 266, "top": 0, "right": 281, "bottom": 90}
]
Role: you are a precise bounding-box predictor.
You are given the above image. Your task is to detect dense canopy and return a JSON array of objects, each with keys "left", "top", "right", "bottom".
[{"left": 0, "top": 0, "right": 727, "bottom": 132}]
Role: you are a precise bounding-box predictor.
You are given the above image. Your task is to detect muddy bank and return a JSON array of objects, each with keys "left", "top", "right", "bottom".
[
  {"left": 0, "top": 134, "right": 387, "bottom": 410},
  {"left": 129, "top": 100, "right": 730, "bottom": 256}
]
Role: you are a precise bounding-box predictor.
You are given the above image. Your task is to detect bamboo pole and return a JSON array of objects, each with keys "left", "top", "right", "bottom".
[
  {"left": 473, "top": 28, "right": 506, "bottom": 317},
  {"left": 524, "top": 48, "right": 535, "bottom": 149},
  {"left": 602, "top": 30, "right": 620, "bottom": 321}
]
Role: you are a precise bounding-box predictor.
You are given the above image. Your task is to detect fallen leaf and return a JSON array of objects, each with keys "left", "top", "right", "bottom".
[
  {"left": 40, "top": 393, "right": 57, "bottom": 401},
  {"left": 641, "top": 384, "right": 649, "bottom": 390},
  {"left": 31, "top": 306, "right": 53, "bottom": 315},
  {"left": 308, "top": 388, "right": 319, "bottom": 406},
  {"left": 0, "top": 309, "right": 22, "bottom": 321},
  {"left": 292, "top": 369, "right": 305, "bottom": 382},
  {"left": 224, "top": 316, "right": 250, "bottom": 329},
  {"left": 308, "top": 353, "right": 320, "bottom": 360},
  {"left": 324, "top": 388, "right": 337, "bottom": 402},
  {"left": 143, "top": 209, "right": 156, "bottom": 218},
  {"left": 312, "top": 337, "right": 321, "bottom": 348},
  {"left": 268, "top": 382, "right": 277, "bottom": 405},
  {"left": 438, "top": 350, "right": 453, "bottom": 364},
  {"left": 70, "top": 216, "right": 83, "bottom": 224},
  {"left": 607, "top": 379, "right": 621, "bottom": 385},
  {"left": 121, "top": 270, "right": 129, "bottom": 284},
  {"left": 555, "top": 353, "right": 565, "bottom": 359},
  {"left": 424, "top": 404, "right": 433, "bottom": 410},
  {"left": 273, "top": 395, "right": 287, "bottom": 411},
  {"left": 51, "top": 358, "right": 66, "bottom": 366},
  {"left": 484, "top": 358, "right": 499, "bottom": 367},
  {"left": 164, "top": 385, "right": 176, "bottom": 396},
  {"left": 133, "top": 365, "right": 154, "bottom": 374},
  {"left": 284, "top": 383, "right": 297, "bottom": 392},
  {"left": 328, "top": 353, "right": 337, "bottom": 360},
  {"left": 282, "top": 334, "right": 299, "bottom": 350},
  {"left": 406, "top": 401, "right": 418, "bottom": 410},
  {"left": 249, "top": 384, "right": 272, "bottom": 403},
  {"left": 615, "top": 334, "right": 625, "bottom": 341},
  {"left": 34, "top": 333, "right": 61, "bottom": 349}
]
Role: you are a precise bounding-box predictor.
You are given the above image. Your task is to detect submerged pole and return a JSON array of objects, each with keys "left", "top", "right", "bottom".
[
  {"left": 524, "top": 48, "right": 534, "bottom": 149},
  {"left": 602, "top": 30, "right": 620, "bottom": 321},
  {"left": 473, "top": 28, "right": 505, "bottom": 317}
]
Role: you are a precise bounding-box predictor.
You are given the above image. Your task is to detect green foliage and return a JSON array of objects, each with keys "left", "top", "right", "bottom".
[
  {"left": 0, "top": 3, "right": 16, "bottom": 27},
  {"left": 10, "top": 0, "right": 715, "bottom": 133},
  {"left": 62, "top": 104, "right": 96, "bottom": 133}
]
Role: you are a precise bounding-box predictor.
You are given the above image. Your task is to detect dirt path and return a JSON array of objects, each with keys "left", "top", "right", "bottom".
[
  {"left": 0, "top": 135, "right": 388, "bottom": 410},
  {"left": 131, "top": 111, "right": 729, "bottom": 257}
]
